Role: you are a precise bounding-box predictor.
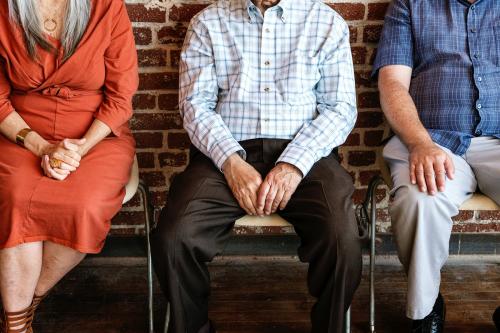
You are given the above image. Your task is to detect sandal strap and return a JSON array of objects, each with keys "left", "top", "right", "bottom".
[{"left": 2, "top": 304, "right": 36, "bottom": 333}]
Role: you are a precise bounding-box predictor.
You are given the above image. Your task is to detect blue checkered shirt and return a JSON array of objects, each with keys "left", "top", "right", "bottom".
[
  {"left": 179, "top": 0, "right": 357, "bottom": 176},
  {"left": 373, "top": 0, "right": 500, "bottom": 156}
]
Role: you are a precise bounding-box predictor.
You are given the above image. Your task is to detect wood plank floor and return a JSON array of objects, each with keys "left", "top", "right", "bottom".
[{"left": 29, "top": 256, "right": 499, "bottom": 333}]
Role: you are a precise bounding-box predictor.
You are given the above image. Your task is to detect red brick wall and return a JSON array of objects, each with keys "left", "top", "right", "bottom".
[{"left": 112, "top": 0, "right": 500, "bottom": 235}]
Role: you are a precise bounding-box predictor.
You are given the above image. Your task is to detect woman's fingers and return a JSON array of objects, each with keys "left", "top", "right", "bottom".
[
  {"left": 53, "top": 152, "right": 80, "bottom": 168},
  {"left": 63, "top": 138, "right": 86, "bottom": 152},
  {"left": 58, "top": 162, "right": 77, "bottom": 172},
  {"left": 42, "top": 156, "right": 68, "bottom": 180}
]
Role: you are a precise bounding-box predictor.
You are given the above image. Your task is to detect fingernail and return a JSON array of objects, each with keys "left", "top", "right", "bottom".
[{"left": 438, "top": 187, "right": 444, "bottom": 192}]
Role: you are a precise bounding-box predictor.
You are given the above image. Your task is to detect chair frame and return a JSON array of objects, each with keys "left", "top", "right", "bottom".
[
  {"left": 145, "top": 192, "right": 379, "bottom": 333},
  {"left": 135, "top": 180, "right": 156, "bottom": 333}
]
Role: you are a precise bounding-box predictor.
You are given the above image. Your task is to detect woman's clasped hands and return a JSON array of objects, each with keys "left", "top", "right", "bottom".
[{"left": 40, "top": 138, "right": 86, "bottom": 181}]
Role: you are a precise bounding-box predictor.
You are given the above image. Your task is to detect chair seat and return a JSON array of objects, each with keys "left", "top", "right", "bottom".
[
  {"left": 235, "top": 214, "right": 291, "bottom": 227},
  {"left": 123, "top": 156, "right": 140, "bottom": 204},
  {"left": 459, "top": 193, "right": 499, "bottom": 210}
]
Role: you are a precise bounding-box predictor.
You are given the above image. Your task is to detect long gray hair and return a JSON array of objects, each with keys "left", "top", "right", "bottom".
[{"left": 8, "top": 0, "right": 91, "bottom": 60}]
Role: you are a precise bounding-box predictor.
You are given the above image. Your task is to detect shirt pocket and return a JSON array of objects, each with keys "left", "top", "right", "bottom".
[{"left": 275, "top": 50, "right": 321, "bottom": 104}]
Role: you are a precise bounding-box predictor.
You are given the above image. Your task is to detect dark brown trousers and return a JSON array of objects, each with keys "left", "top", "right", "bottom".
[{"left": 151, "top": 139, "right": 362, "bottom": 333}]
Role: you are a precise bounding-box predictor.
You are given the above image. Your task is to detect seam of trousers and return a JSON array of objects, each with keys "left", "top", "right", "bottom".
[{"left": 174, "top": 177, "right": 211, "bottom": 332}]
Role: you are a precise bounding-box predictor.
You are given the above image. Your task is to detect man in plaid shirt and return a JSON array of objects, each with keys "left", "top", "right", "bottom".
[
  {"left": 151, "top": 1, "right": 361, "bottom": 332},
  {"left": 374, "top": 0, "right": 500, "bottom": 332}
]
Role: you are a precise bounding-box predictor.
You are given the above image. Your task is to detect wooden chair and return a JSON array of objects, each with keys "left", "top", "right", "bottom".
[
  {"left": 122, "top": 156, "right": 155, "bottom": 333},
  {"left": 357, "top": 152, "right": 500, "bottom": 333}
]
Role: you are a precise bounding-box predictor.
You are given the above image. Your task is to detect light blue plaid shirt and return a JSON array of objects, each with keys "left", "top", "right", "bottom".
[{"left": 179, "top": 0, "right": 357, "bottom": 176}]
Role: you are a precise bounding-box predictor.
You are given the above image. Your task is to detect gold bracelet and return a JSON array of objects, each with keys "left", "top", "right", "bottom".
[{"left": 15, "top": 128, "right": 33, "bottom": 148}]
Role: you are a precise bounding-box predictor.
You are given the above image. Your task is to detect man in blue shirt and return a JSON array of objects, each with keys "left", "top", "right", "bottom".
[{"left": 373, "top": 0, "right": 500, "bottom": 332}]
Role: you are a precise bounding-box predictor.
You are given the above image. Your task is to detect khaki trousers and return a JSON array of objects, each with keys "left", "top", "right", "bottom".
[{"left": 383, "top": 136, "right": 500, "bottom": 319}]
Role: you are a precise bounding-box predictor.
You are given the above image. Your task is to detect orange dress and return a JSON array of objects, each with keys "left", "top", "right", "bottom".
[{"left": 0, "top": 0, "right": 138, "bottom": 253}]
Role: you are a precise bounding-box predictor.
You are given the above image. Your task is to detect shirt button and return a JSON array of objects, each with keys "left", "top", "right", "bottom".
[
  {"left": 474, "top": 54, "right": 479, "bottom": 59},
  {"left": 471, "top": 5, "right": 475, "bottom": 10},
  {"left": 470, "top": 28, "right": 477, "bottom": 33},
  {"left": 475, "top": 129, "right": 482, "bottom": 136},
  {"left": 265, "top": 28, "right": 270, "bottom": 33},
  {"left": 477, "top": 76, "right": 482, "bottom": 82},
  {"left": 264, "top": 87, "right": 270, "bottom": 92},
  {"left": 264, "top": 61, "right": 270, "bottom": 66},
  {"left": 477, "top": 103, "right": 482, "bottom": 109}
]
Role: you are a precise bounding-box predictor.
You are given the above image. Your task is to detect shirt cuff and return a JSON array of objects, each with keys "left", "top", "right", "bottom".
[
  {"left": 276, "top": 144, "right": 317, "bottom": 177},
  {"left": 210, "top": 137, "right": 247, "bottom": 172}
]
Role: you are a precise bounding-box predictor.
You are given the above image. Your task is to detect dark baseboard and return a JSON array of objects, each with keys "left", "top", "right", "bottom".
[{"left": 94, "top": 233, "right": 500, "bottom": 258}]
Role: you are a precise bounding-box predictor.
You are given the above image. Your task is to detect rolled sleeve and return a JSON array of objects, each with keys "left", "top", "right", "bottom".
[
  {"left": 95, "top": 1, "right": 139, "bottom": 136},
  {"left": 372, "top": 0, "right": 414, "bottom": 78}
]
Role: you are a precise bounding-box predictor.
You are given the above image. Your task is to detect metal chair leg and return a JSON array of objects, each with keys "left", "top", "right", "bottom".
[
  {"left": 164, "top": 303, "right": 170, "bottom": 333},
  {"left": 367, "top": 176, "right": 384, "bottom": 333},
  {"left": 138, "top": 181, "right": 155, "bottom": 333},
  {"left": 345, "top": 307, "right": 351, "bottom": 333}
]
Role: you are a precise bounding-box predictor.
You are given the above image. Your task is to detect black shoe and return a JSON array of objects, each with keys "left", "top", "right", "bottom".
[
  {"left": 411, "top": 293, "right": 446, "bottom": 333},
  {"left": 493, "top": 306, "right": 500, "bottom": 332}
]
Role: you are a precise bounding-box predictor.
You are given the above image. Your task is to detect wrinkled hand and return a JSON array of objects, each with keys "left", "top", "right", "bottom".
[
  {"left": 40, "top": 138, "right": 86, "bottom": 180},
  {"left": 409, "top": 143, "right": 455, "bottom": 195},
  {"left": 222, "top": 154, "right": 263, "bottom": 215},
  {"left": 257, "top": 163, "right": 302, "bottom": 216}
]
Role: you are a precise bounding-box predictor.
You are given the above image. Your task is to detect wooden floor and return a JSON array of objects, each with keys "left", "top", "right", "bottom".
[{"left": 30, "top": 256, "right": 499, "bottom": 333}]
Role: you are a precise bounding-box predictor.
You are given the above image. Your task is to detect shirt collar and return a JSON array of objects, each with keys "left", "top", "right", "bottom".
[{"left": 246, "top": 0, "right": 289, "bottom": 23}]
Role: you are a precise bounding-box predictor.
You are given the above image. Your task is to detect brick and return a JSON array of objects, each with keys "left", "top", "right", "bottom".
[
  {"left": 151, "top": 190, "right": 167, "bottom": 207},
  {"left": 158, "top": 94, "right": 179, "bottom": 110},
  {"left": 158, "top": 24, "right": 187, "bottom": 45},
  {"left": 133, "top": 27, "right": 152, "bottom": 45},
  {"left": 357, "top": 92, "right": 380, "bottom": 108},
  {"left": 363, "top": 24, "right": 383, "bottom": 43},
  {"left": 351, "top": 46, "right": 367, "bottom": 65},
  {"left": 367, "top": 3, "right": 390, "bottom": 21},
  {"left": 139, "top": 72, "right": 179, "bottom": 90},
  {"left": 349, "top": 26, "right": 358, "bottom": 43},
  {"left": 168, "top": 132, "right": 191, "bottom": 149},
  {"left": 140, "top": 171, "right": 166, "bottom": 187},
  {"left": 353, "top": 188, "right": 386, "bottom": 205},
  {"left": 359, "top": 170, "right": 382, "bottom": 186},
  {"left": 137, "top": 49, "right": 167, "bottom": 67},
  {"left": 136, "top": 152, "right": 155, "bottom": 169},
  {"left": 344, "top": 133, "right": 360, "bottom": 146},
  {"left": 451, "top": 210, "right": 474, "bottom": 222},
  {"left": 133, "top": 132, "right": 164, "bottom": 149},
  {"left": 348, "top": 151, "right": 376, "bottom": 166},
  {"left": 452, "top": 222, "right": 500, "bottom": 232},
  {"left": 364, "top": 130, "right": 385, "bottom": 147},
  {"left": 329, "top": 3, "right": 365, "bottom": 21},
  {"left": 133, "top": 93, "right": 156, "bottom": 110},
  {"left": 131, "top": 113, "right": 183, "bottom": 131},
  {"left": 159, "top": 152, "right": 188, "bottom": 167},
  {"left": 356, "top": 112, "right": 383, "bottom": 128},
  {"left": 355, "top": 70, "right": 375, "bottom": 88},
  {"left": 169, "top": 4, "right": 209, "bottom": 22},
  {"left": 126, "top": 4, "right": 165, "bottom": 23},
  {"left": 478, "top": 210, "right": 500, "bottom": 221},
  {"left": 170, "top": 49, "right": 181, "bottom": 67}
]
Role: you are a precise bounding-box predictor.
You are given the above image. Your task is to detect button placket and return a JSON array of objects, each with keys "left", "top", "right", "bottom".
[{"left": 259, "top": 13, "right": 275, "bottom": 135}]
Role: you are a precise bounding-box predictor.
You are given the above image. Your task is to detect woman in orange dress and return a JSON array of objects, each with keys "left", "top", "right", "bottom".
[{"left": 0, "top": 0, "right": 138, "bottom": 331}]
